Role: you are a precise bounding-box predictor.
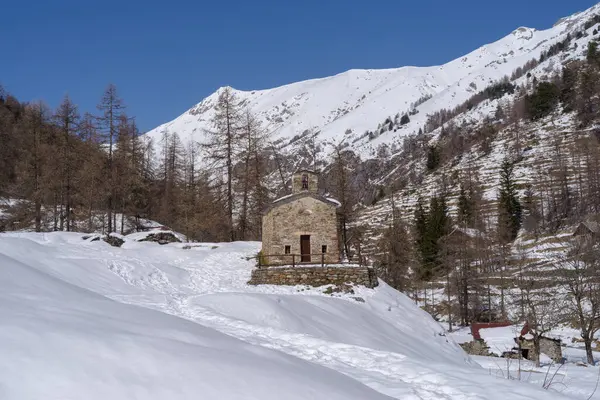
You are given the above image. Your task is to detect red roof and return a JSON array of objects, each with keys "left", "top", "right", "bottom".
[
  {"left": 520, "top": 321, "right": 530, "bottom": 337},
  {"left": 470, "top": 322, "right": 512, "bottom": 340}
]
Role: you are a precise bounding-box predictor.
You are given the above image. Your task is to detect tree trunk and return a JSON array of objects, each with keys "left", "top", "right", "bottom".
[
  {"left": 121, "top": 202, "right": 125, "bottom": 235},
  {"left": 584, "top": 335, "right": 596, "bottom": 365},
  {"left": 53, "top": 198, "right": 58, "bottom": 231},
  {"left": 462, "top": 273, "right": 469, "bottom": 325},
  {"left": 226, "top": 117, "right": 234, "bottom": 242},
  {"left": 487, "top": 284, "right": 492, "bottom": 321},
  {"left": 586, "top": 341, "right": 595, "bottom": 365},
  {"left": 533, "top": 337, "right": 541, "bottom": 368},
  {"left": 107, "top": 198, "right": 113, "bottom": 233},
  {"left": 59, "top": 198, "right": 64, "bottom": 231},
  {"left": 35, "top": 200, "right": 42, "bottom": 232},
  {"left": 446, "top": 270, "right": 453, "bottom": 332}
]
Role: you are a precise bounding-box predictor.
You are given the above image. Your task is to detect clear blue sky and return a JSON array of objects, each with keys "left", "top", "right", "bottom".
[{"left": 1, "top": 0, "right": 597, "bottom": 132}]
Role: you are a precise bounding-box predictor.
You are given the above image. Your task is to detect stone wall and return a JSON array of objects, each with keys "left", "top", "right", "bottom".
[
  {"left": 248, "top": 266, "right": 378, "bottom": 288},
  {"left": 262, "top": 196, "right": 339, "bottom": 264},
  {"left": 519, "top": 337, "right": 563, "bottom": 363},
  {"left": 460, "top": 340, "right": 492, "bottom": 356}
]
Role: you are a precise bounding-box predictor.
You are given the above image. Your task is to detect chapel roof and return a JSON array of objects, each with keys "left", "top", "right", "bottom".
[{"left": 265, "top": 192, "right": 340, "bottom": 214}]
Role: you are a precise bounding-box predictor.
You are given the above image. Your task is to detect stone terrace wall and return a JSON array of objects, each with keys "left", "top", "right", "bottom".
[{"left": 248, "top": 266, "right": 378, "bottom": 288}]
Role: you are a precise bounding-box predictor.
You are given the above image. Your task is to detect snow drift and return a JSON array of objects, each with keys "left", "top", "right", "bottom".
[{"left": 0, "top": 232, "right": 572, "bottom": 399}]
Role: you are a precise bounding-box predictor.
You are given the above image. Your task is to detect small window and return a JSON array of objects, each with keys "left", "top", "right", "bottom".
[
  {"left": 322, "top": 245, "right": 327, "bottom": 254},
  {"left": 301, "top": 174, "right": 309, "bottom": 190},
  {"left": 285, "top": 245, "right": 291, "bottom": 254}
]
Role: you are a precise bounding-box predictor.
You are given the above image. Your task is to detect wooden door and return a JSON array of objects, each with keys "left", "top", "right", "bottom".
[{"left": 300, "top": 235, "right": 311, "bottom": 262}]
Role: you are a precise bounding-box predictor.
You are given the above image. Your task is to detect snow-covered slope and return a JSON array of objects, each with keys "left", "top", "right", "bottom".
[
  {"left": 145, "top": 3, "right": 600, "bottom": 159},
  {"left": 0, "top": 232, "right": 575, "bottom": 399}
]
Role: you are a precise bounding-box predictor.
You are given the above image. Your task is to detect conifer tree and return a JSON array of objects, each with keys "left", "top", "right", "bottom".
[
  {"left": 97, "top": 84, "right": 125, "bottom": 233},
  {"left": 457, "top": 184, "right": 474, "bottom": 227},
  {"left": 577, "top": 65, "right": 600, "bottom": 126},
  {"left": 426, "top": 145, "right": 440, "bottom": 171},
  {"left": 237, "top": 109, "right": 267, "bottom": 240},
  {"left": 202, "top": 87, "right": 242, "bottom": 241},
  {"left": 414, "top": 194, "right": 451, "bottom": 282},
  {"left": 376, "top": 218, "right": 414, "bottom": 291},
  {"left": 330, "top": 141, "right": 357, "bottom": 259},
  {"left": 497, "top": 159, "right": 522, "bottom": 242},
  {"left": 560, "top": 64, "right": 579, "bottom": 113},
  {"left": 525, "top": 82, "right": 560, "bottom": 120},
  {"left": 587, "top": 41, "right": 599, "bottom": 65},
  {"left": 414, "top": 198, "right": 428, "bottom": 267},
  {"left": 17, "top": 102, "right": 52, "bottom": 231},
  {"left": 426, "top": 194, "right": 451, "bottom": 272},
  {"left": 54, "top": 95, "right": 80, "bottom": 231}
]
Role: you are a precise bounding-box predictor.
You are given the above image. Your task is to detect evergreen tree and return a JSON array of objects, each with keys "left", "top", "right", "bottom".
[
  {"left": 414, "top": 194, "right": 451, "bottom": 281},
  {"left": 494, "top": 104, "right": 505, "bottom": 121},
  {"left": 400, "top": 114, "right": 410, "bottom": 125},
  {"left": 525, "top": 81, "right": 560, "bottom": 120},
  {"left": 426, "top": 145, "right": 440, "bottom": 171},
  {"left": 587, "top": 41, "right": 599, "bottom": 65},
  {"left": 560, "top": 64, "right": 579, "bottom": 113},
  {"left": 577, "top": 65, "right": 600, "bottom": 126},
  {"left": 497, "top": 159, "right": 522, "bottom": 242}
]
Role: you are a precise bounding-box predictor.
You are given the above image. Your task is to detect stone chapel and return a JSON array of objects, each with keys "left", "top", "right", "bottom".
[{"left": 261, "top": 170, "right": 340, "bottom": 265}]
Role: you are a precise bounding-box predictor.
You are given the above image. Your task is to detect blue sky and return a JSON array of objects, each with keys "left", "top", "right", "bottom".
[{"left": 1, "top": 0, "right": 597, "bottom": 132}]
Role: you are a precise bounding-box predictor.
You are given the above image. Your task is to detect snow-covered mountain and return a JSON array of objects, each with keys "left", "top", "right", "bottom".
[{"left": 145, "top": 3, "right": 600, "bottom": 159}]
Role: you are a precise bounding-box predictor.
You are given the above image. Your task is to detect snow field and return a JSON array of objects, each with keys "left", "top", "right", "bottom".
[{"left": 0, "top": 231, "right": 581, "bottom": 399}]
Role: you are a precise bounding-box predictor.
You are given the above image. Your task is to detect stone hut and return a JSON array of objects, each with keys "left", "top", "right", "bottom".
[
  {"left": 261, "top": 169, "right": 340, "bottom": 265},
  {"left": 516, "top": 323, "right": 563, "bottom": 363},
  {"left": 572, "top": 220, "right": 600, "bottom": 238},
  {"left": 516, "top": 336, "right": 562, "bottom": 363}
]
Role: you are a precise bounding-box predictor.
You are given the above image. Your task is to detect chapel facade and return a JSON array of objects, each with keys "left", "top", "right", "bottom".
[{"left": 261, "top": 170, "right": 340, "bottom": 265}]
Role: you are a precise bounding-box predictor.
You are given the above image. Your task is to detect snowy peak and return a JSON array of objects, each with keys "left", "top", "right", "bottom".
[
  {"left": 145, "top": 3, "right": 600, "bottom": 159},
  {"left": 554, "top": 2, "right": 600, "bottom": 28}
]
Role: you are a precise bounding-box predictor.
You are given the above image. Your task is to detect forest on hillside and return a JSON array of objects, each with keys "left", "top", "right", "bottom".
[
  {"left": 0, "top": 82, "right": 365, "bottom": 249},
  {"left": 369, "top": 38, "right": 600, "bottom": 366},
  {"left": 0, "top": 85, "right": 280, "bottom": 241}
]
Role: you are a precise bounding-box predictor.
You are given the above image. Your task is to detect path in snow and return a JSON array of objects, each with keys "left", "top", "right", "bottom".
[
  {"left": 103, "top": 247, "right": 556, "bottom": 400},
  {"left": 0, "top": 233, "right": 571, "bottom": 399}
]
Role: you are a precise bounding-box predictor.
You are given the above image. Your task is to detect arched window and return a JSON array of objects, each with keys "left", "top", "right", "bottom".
[{"left": 301, "top": 174, "right": 309, "bottom": 190}]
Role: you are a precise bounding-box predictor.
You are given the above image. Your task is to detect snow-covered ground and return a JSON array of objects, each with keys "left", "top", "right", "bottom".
[
  {"left": 449, "top": 325, "right": 600, "bottom": 399},
  {"left": 1, "top": 231, "right": 591, "bottom": 399}
]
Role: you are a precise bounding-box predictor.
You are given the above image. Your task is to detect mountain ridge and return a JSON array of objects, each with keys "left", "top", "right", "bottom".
[{"left": 144, "top": 3, "right": 600, "bottom": 160}]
